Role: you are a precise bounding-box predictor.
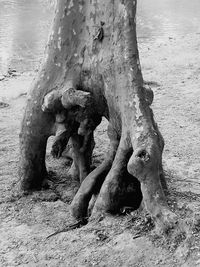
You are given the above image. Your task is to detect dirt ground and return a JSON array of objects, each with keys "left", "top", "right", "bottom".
[{"left": 0, "top": 33, "right": 200, "bottom": 266}]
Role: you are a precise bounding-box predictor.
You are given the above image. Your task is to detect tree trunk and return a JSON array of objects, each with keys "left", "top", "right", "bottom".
[{"left": 19, "top": 0, "right": 177, "bottom": 232}]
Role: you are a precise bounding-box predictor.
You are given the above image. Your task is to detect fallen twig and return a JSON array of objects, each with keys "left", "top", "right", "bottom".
[{"left": 46, "top": 218, "right": 88, "bottom": 239}]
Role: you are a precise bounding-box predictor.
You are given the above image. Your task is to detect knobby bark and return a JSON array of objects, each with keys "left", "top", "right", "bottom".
[{"left": 19, "top": 0, "right": 177, "bottom": 232}]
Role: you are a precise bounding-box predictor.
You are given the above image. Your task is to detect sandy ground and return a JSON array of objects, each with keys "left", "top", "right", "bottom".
[{"left": 0, "top": 33, "right": 200, "bottom": 266}]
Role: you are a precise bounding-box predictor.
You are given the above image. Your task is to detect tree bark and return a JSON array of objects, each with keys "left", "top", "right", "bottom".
[{"left": 19, "top": 0, "right": 177, "bottom": 231}]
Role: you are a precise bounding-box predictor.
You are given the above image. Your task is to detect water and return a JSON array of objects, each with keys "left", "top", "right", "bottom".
[
  {"left": 0, "top": 0, "right": 54, "bottom": 74},
  {"left": 0, "top": 0, "right": 200, "bottom": 74},
  {"left": 137, "top": 0, "right": 200, "bottom": 41}
]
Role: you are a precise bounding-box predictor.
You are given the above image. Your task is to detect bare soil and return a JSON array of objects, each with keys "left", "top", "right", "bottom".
[{"left": 0, "top": 33, "right": 200, "bottom": 266}]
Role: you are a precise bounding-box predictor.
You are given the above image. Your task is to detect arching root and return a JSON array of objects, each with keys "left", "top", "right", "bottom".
[{"left": 91, "top": 135, "right": 142, "bottom": 217}]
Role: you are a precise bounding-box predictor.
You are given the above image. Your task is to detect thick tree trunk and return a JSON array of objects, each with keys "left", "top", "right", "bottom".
[
  {"left": 19, "top": 0, "right": 177, "bottom": 231},
  {"left": 19, "top": 0, "right": 106, "bottom": 190}
]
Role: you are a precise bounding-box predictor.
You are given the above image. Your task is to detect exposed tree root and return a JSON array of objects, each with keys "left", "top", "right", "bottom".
[{"left": 19, "top": 0, "right": 179, "bottom": 234}]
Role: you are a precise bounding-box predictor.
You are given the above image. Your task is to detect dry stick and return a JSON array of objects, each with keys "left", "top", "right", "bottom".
[
  {"left": 132, "top": 234, "right": 141, "bottom": 240},
  {"left": 46, "top": 218, "right": 88, "bottom": 239}
]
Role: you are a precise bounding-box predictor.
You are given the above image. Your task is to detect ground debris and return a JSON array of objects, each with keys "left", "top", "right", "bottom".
[
  {"left": 0, "top": 101, "right": 9, "bottom": 108},
  {"left": 94, "top": 229, "right": 109, "bottom": 242},
  {"left": 124, "top": 210, "right": 155, "bottom": 237}
]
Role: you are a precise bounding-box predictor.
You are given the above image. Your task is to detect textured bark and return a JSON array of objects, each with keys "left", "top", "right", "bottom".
[{"left": 19, "top": 0, "right": 177, "bottom": 231}]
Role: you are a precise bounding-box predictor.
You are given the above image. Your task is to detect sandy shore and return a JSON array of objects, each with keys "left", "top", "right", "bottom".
[{"left": 0, "top": 33, "right": 200, "bottom": 266}]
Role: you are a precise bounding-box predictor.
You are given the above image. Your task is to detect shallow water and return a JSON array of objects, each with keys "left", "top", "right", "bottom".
[
  {"left": 137, "top": 0, "right": 200, "bottom": 41},
  {"left": 0, "top": 0, "right": 54, "bottom": 74},
  {"left": 0, "top": 0, "right": 200, "bottom": 74}
]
